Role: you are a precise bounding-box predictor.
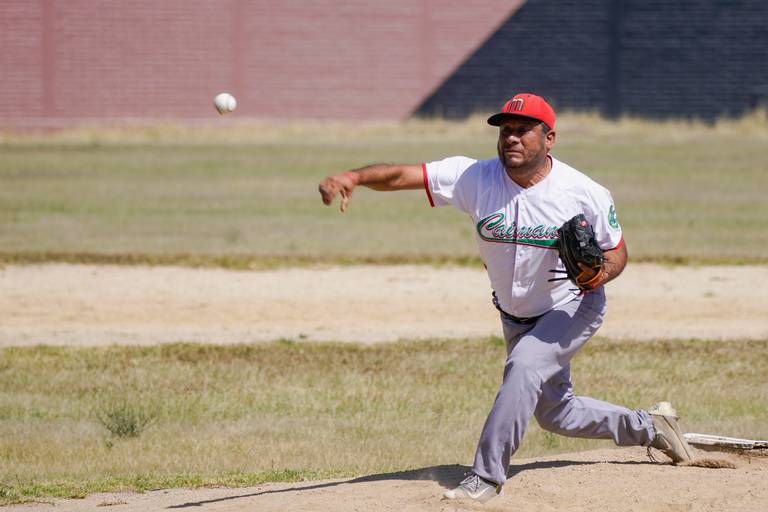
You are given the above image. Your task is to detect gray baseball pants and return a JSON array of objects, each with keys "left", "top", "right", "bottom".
[{"left": 472, "top": 288, "right": 655, "bottom": 485}]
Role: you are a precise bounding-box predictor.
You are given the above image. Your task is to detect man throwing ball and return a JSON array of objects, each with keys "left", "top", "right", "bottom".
[{"left": 318, "top": 93, "right": 695, "bottom": 503}]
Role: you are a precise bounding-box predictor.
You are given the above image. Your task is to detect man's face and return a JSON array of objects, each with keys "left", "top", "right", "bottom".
[{"left": 496, "top": 117, "right": 555, "bottom": 170}]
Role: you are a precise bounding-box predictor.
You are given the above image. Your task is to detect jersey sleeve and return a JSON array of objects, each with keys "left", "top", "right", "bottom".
[
  {"left": 422, "top": 156, "right": 477, "bottom": 213},
  {"left": 581, "top": 185, "right": 623, "bottom": 250}
]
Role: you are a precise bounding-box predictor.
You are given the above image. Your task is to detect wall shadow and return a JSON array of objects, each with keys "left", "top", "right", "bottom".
[{"left": 414, "top": 0, "right": 768, "bottom": 121}]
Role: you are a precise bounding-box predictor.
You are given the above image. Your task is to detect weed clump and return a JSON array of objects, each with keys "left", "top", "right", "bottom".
[{"left": 96, "top": 401, "right": 155, "bottom": 438}]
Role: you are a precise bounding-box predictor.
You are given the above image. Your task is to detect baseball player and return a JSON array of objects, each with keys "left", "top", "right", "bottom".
[{"left": 318, "top": 93, "right": 695, "bottom": 503}]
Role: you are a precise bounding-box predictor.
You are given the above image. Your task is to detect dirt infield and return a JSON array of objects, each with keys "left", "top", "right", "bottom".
[
  {"left": 1, "top": 263, "right": 767, "bottom": 346},
  {"left": 3, "top": 263, "right": 767, "bottom": 510},
  {"left": 7, "top": 448, "right": 766, "bottom": 511}
]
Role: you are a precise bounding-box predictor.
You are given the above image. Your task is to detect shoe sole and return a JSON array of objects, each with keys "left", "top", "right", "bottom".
[
  {"left": 477, "top": 487, "right": 502, "bottom": 504},
  {"left": 442, "top": 487, "right": 502, "bottom": 503},
  {"left": 656, "top": 414, "right": 696, "bottom": 462}
]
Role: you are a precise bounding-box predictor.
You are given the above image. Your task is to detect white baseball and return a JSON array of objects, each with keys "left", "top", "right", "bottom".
[{"left": 213, "top": 92, "right": 237, "bottom": 115}]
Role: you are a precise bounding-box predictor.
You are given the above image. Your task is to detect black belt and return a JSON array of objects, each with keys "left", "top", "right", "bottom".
[
  {"left": 498, "top": 308, "right": 541, "bottom": 324},
  {"left": 492, "top": 292, "right": 542, "bottom": 325}
]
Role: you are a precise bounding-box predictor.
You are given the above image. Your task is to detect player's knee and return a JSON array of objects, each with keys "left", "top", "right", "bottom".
[
  {"left": 502, "top": 357, "right": 546, "bottom": 388},
  {"left": 503, "top": 357, "right": 540, "bottom": 377},
  {"left": 534, "top": 397, "right": 576, "bottom": 433},
  {"left": 536, "top": 417, "right": 557, "bottom": 433},
  {"left": 535, "top": 409, "right": 565, "bottom": 433}
]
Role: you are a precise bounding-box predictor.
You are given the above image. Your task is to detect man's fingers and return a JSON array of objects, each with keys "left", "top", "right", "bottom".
[{"left": 340, "top": 189, "right": 349, "bottom": 213}]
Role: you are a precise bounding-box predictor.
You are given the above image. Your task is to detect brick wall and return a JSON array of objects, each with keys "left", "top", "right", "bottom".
[
  {"left": 3, "top": 1, "right": 765, "bottom": 125},
  {"left": 1, "top": 2, "right": 45, "bottom": 118},
  {"left": 0, "top": 0, "right": 519, "bottom": 125}
]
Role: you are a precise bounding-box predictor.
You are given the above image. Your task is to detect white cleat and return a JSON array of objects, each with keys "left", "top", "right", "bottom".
[{"left": 442, "top": 472, "right": 502, "bottom": 503}]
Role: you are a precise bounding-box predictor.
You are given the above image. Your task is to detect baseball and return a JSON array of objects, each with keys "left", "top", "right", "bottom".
[{"left": 213, "top": 92, "right": 237, "bottom": 115}]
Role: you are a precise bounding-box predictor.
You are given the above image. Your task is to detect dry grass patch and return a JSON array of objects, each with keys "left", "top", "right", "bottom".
[
  {"left": 1, "top": 337, "right": 766, "bottom": 504},
  {"left": 1, "top": 113, "right": 767, "bottom": 263}
]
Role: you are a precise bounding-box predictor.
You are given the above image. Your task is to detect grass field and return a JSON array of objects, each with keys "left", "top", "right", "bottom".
[
  {"left": 2, "top": 113, "right": 768, "bottom": 265},
  {"left": 1, "top": 337, "right": 766, "bottom": 504},
  {"left": 2, "top": 115, "right": 767, "bottom": 506}
]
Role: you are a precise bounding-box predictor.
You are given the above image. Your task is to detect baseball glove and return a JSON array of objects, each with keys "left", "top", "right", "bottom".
[{"left": 549, "top": 214, "right": 605, "bottom": 291}]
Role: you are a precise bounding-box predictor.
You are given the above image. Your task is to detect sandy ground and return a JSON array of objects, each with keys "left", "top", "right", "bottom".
[
  {"left": 3, "top": 263, "right": 767, "bottom": 510},
  {"left": 1, "top": 263, "right": 767, "bottom": 346},
  {"left": 6, "top": 448, "right": 767, "bottom": 512}
]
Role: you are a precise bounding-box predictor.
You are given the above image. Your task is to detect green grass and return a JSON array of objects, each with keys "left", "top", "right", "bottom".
[
  {"left": 1, "top": 337, "right": 766, "bottom": 504},
  {"left": 1, "top": 113, "right": 768, "bottom": 264}
]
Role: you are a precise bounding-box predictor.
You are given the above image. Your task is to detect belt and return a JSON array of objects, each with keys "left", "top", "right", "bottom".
[
  {"left": 497, "top": 308, "right": 541, "bottom": 324},
  {"left": 492, "top": 292, "right": 542, "bottom": 325}
]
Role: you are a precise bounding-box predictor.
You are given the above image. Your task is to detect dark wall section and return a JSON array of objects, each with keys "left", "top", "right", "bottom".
[
  {"left": 618, "top": 0, "right": 768, "bottom": 119},
  {"left": 415, "top": 0, "right": 768, "bottom": 120}
]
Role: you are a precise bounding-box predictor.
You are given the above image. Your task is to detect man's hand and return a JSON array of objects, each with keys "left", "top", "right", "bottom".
[
  {"left": 319, "top": 164, "right": 423, "bottom": 213},
  {"left": 319, "top": 172, "right": 358, "bottom": 212}
]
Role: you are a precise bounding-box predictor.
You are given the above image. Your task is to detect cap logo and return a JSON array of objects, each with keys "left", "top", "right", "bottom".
[
  {"left": 487, "top": 93, "right": 555, "bottom": 129},
  {"left": 508, "top": 97, "right": 525, "bottom": 112}
]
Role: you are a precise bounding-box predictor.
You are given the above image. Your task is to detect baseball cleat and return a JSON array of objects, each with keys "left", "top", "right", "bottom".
[
  {"left": 648, "top": 402, "right": 696, "bottom": 463},
  {"left": 442, "top": 472, "right": 502, "bottom": 503}
]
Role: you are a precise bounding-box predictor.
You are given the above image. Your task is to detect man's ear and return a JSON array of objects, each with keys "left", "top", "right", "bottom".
[{"left": 545, "top": 129, "right": 556, "bottom": 151}]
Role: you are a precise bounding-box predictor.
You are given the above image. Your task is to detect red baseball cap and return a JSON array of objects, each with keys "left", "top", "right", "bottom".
[{"left": 487, "top": 93, "right": 556, "bottom": 129}]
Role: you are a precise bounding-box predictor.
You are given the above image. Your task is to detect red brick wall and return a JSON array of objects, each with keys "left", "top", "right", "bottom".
[
  {"left": 0, "top": 0, "right": 521, "bottom": 125},
  {"left": 1, "top": 1, "right": 45, "bottom": 118}
]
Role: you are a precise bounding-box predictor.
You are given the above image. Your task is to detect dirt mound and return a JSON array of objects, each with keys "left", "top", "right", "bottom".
[
  {"left": 1, "top": 263, "right": 767, "bottom": 346},
  {"left": 9, "top": 448, "right": 765, "bottom": 511}
]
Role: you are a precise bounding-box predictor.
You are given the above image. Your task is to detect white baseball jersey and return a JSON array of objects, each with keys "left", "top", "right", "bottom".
[{"left": 423, "top": 155, "right": 623, "bottom": 318}]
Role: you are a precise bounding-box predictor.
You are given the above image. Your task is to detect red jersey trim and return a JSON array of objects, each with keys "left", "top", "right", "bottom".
[
  {"left": 422, "top": 163, "right": 435, "bottom": 207},
  {"left": 605, "top": 236, "right": 625, "bottom": 251}
]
